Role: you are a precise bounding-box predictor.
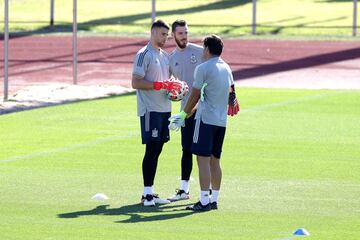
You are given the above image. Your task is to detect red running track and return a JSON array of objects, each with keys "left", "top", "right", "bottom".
[{"left": 1, "top": 36, "right": 359, "bottom": 96}]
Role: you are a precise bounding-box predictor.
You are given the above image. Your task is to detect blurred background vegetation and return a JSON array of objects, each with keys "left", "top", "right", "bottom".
[{"left": 0, "top": 0, "right": 358, "bottom": 39}]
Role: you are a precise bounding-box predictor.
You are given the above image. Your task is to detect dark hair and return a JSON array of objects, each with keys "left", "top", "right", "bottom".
[
  {"left": 151, "top": 20, "right": 170, "bottom": 30},
  {"left": 171, "top": 19, "right": 187, "bottom": 32},
  {"left": 203, "top": 34, "right": 223, "bottom": 56}
]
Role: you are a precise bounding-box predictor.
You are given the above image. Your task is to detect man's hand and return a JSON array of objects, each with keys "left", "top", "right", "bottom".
[
  {"left": 153, "top": 77, "right": 182, "bottom": 91},
  {"left": 168, "top": 111, "right": 187, "bottom": 131},
  {"left": 228, "top": 85, "right": 239, "bottom": 116}
]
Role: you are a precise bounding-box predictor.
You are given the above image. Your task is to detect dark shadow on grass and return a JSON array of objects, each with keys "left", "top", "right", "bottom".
[
  {"left": 0, "top": 0, "right": 249, "bottom": 38},
  {"left": 0, "top": 0, "right": 354, "bottom": 39},
  {"left": 58, "top": 203, "right": 198, "bottom": 223},
  {"left": 266, "top": 16, "right": 349, "bottom": 35}
]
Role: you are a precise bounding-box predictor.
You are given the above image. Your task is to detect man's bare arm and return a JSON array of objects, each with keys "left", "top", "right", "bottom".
[
  {"left": 131, "top": 74, "right": 154, "bottom": 90},
  {"left": 183, "top": 88, "right": 201, "bottom": 116}
]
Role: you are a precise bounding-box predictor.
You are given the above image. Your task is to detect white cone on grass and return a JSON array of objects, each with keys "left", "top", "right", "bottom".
[{"left": 91, "top": 193, "right": 109, "bottom": 200}]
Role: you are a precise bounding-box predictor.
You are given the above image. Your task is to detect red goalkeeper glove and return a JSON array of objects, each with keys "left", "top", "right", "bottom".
[
  {"left": 228, "top": 85, "right": 239, "bottom": 116},
  {"left": 153, "top": 78, "right": 182, "bottom": 92}
]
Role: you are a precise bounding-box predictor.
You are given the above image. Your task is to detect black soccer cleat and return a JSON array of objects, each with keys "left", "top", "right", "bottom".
[
  {"left": 185, "top": 201, "right": 211, "bottom": 212},
  {"left": 141, "top": 194, "right": 155, "bottom": 207},
  {"left": 210, "top": 201, "right": 218, "bottom": 210}
]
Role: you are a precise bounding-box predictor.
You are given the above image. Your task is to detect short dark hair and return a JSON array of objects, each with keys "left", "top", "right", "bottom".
[
  {"left": 203, "top": 34, "right": 223, "bottom": 56},
  {"left": 151, "top": 20, "right": 170, "bottom": 30},
  {"left": 171, "top": 19, "right": 187, "bottom": 32}
]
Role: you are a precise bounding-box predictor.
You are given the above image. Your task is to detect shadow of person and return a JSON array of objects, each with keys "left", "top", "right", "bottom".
[{"left": 58, "top": 202, "right": 199, "bottom": 223}]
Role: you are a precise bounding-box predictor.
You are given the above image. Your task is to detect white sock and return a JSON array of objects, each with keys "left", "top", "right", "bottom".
[
  {"left": 200, "top": 191, "right": 210, "bottom": 205},
  {"left": 143, "top": 186, "right": 153, "bottom": 196},
  {"left": 180, "top": 180, "right": 189, "bottom": 193},
  {"left": 211, "top": 190, "right": 220, "bottom": 203}
]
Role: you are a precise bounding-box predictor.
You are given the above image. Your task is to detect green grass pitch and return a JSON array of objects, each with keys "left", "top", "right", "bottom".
[{"left": 0, "top": 88, "right": 359, "bottom": 239}]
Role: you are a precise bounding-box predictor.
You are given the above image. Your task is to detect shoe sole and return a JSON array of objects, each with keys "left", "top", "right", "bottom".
[
  {"left": 143, "top": 203, "right": 155, "bottom": 207},
  {"left": 168, "top": 196, "right": 190, "bottom": 202},
  {"left": 155, "top": 201, "right": 171, "bottom": 205},
  {"left": 185, "top": 207, "right": 211, "bottom": 212}
]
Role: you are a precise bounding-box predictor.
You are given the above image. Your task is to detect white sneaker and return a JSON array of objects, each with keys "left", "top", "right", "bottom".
[
  {"left": 141, "top": 194, "right": 155, "bottom": 207},
  {"left": 153, "top": 194, "right": 170, "bottom": 204},
  {"left": 168, "top": 189, "right": 190, "bottom": 202}
]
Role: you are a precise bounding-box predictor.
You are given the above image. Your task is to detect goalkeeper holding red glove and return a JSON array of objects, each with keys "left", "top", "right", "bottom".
[
  {"left": 153, "top": 76, "right": 183, "bottom": 92},
  {"left": 132, "top": 75, "right": 182, "bottom": 92}
]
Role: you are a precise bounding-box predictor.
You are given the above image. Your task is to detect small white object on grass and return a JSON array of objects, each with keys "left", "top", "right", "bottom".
[{"left": 91, "top": 193, "right": 109, "bottom": 200}]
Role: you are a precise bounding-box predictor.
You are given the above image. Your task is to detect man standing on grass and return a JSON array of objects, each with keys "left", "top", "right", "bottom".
[
  {"left": 169, "top": 34, "right": 239, "bottom": 211},
  {"left": 131, "top": 20, "right": 182, "bottom": 207},
  {"left": 167, "top": 19, "right": 204, "bottom": 202}
]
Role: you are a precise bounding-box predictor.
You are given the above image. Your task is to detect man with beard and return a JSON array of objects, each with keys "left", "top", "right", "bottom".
[
  {"left": 132, "top": 20, "right": 182, "bottom": 207},
  {"left": 167, "top": 20, "right": 204, "bottom": 202}
]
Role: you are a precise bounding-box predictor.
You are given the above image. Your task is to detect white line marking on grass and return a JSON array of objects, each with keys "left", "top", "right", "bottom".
[
  {"left": 0, "top": 132, "right": 139, "bottom": 164},
  {"left": 0, "top": 91, "right": 344, "bottom": 164},
  {"left": 240, "top": 91, "right": 344, "bottom": 113}
]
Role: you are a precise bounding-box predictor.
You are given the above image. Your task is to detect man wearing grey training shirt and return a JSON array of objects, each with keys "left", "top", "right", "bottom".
[
  {"left": 132, "top": 20, "right": 182, "bottom": 207},
  {"left": 169, "top": 34, "right": 239, "bottom": 211},
  {"left": 167, "top": 20, "right": 203, "bottom": 202}
]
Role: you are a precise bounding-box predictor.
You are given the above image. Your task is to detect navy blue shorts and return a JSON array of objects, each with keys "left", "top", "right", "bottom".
[
  {"left": 191, "top": 120, "right": 226, "bottom": 158},
  {"left": 181, "top": 112, "right": 196, "bottom": 151},
  {"left": 140, "top": 112, "right": 171, "bottom": 144}
]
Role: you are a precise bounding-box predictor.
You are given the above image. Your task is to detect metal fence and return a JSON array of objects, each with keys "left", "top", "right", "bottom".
[{"left": 2, "top": 0, "right": 359, "bottom": 100}]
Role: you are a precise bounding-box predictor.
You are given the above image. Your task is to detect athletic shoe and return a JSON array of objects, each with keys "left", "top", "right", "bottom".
[
  {"left": 185, "top": 201, "right": 211, "bottom": 212},
  {"left": 210, "top": 201, "right": 218, "bottom": 210},
  {"left": 152, "top": 194, "right": 171, "bottom": 205},
  {"left": 141, "top": 194, "right": 155, "bottom": 207},
  {"left": 168, "top": 189, "right": 190, "bottom": 202}
]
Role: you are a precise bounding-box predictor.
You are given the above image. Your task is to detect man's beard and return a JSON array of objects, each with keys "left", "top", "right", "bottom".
[{"left": 175, "top": 37, "right": 187, "bottom": 49}]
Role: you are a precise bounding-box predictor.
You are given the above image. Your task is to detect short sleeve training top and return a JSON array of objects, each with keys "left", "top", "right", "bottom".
[
  {"left": 132, "top": 43, "right": 171, "bottom": 116},
  {"left": 169, "top": 43, "right": 203, "bottom": 110},
  {"left": 193, "top": 57, "right": 233, "bottom": 127}
]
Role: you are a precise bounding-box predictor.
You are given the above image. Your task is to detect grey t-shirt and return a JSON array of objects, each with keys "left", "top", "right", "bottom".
[
  {"left": 169, "top": 43, "right": 203, "bottom": 110},
  {"left": 132, "top": 43, "right": 171, "bottom": 116},
  {"left": 193, "top": 57, "right": 233, "bottom": 127}
]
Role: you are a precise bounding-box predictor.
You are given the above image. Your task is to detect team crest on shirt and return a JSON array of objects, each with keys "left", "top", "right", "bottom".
[
  {"left": 152, "top": 128, "right": 158, "bottom": 138},
  {"left": 190, "top": 54, "right": 197, "bottom": 64}
]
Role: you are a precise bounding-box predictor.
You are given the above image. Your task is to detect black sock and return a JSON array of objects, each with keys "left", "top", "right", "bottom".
[
  {"left": 142, "top": 141, "right": 164, "bottom": 186},
  {"left": 181, "top": 149, "right": 193, "bottom": 180}
]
